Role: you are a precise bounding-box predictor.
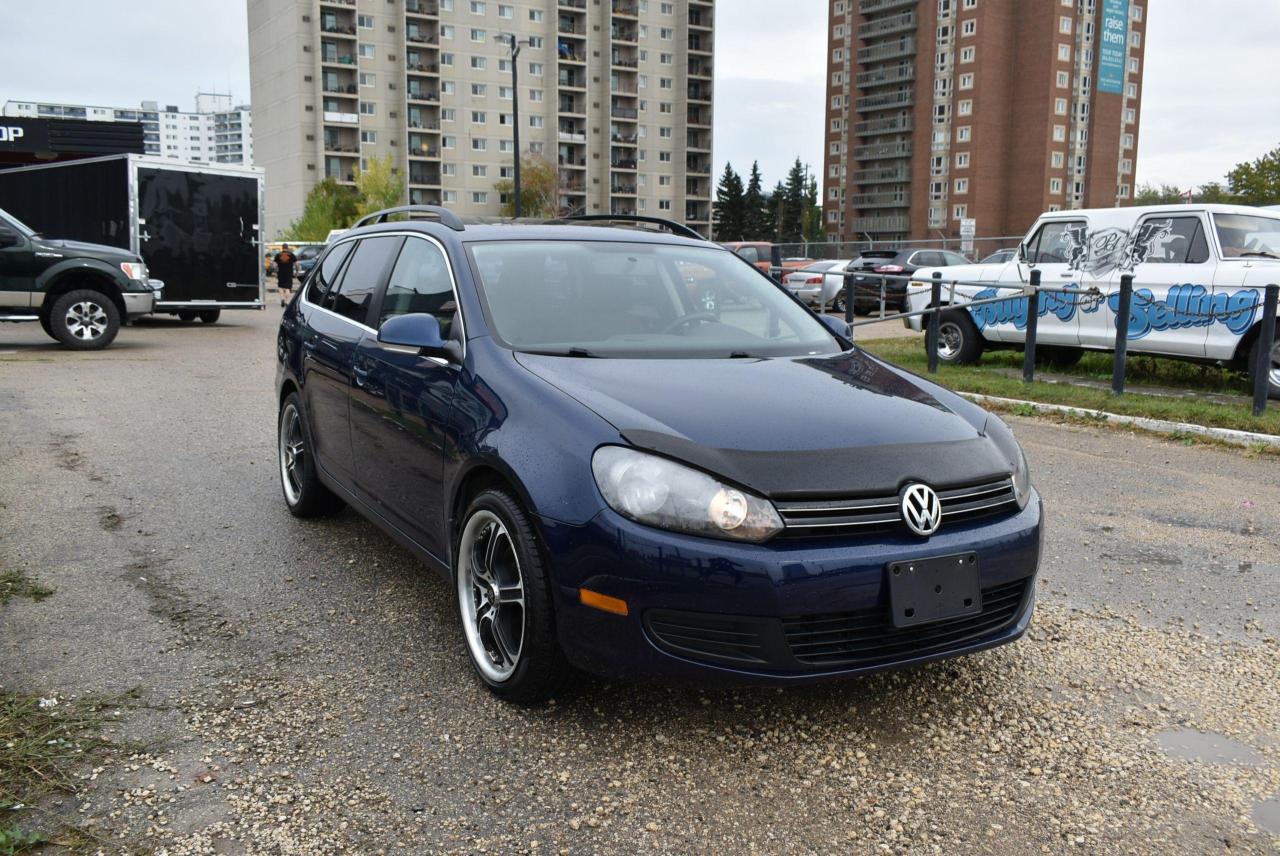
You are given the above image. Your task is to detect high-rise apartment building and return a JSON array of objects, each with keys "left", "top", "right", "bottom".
[
  {"left": 249, "top": 0, "right": 714, "bottom": 238},
  {"left": 823, "top": 0, "right": 1147, "bottom": 242},
  {"left": 1, "top": 95, "right": 254, "bottom": 166}
]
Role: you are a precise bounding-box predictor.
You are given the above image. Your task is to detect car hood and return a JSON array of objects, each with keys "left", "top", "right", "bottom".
[
  {"left": 36, "top": 238, "right": 139, "bottom": 263},
  {"left": 514, "top": 349, "right": 1009, "bottom": 498}
]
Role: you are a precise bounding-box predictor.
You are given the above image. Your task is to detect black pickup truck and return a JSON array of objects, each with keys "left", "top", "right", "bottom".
[{"left": 0, "top": 206, "right": 159, "bottom": 349}]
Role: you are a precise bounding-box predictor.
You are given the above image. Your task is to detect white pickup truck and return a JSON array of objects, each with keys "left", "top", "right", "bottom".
[{"left": 905, "top": 204, "right": 1280, "bottom": 398}]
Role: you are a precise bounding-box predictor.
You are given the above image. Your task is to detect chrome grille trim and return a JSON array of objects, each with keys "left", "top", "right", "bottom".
[{"left": 775, "top": 477, "right": 1017, "bottom": 537}]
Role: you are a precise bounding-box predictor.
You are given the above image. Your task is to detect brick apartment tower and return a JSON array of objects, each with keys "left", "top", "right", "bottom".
[
  {"left": 249, "top": 0, "right": 714, "bottom": 239},
  {"left": 823, "top": 0, "right": 1147, "bottom": 243}
]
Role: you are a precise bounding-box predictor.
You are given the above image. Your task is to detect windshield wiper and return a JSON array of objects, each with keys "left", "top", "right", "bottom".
[
  {"left": 524, "top": 347, "right": 600, "bottom": 358},
  {"left": 1239, "top": 251, "right": 1280, "bottom": 259}
]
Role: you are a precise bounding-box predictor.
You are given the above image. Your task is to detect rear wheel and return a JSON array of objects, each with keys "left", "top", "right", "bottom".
[
  {"left": 1036, "top": 345, "right": 1084, "bottom": 370},
  {"left": 177, "top": 311, "right": 198, "bottom": 322},
  {"left": 48, "top": 289, "right": 120, "bottom": 350},
  {"left": 931, "top": 308, "right": 984, "bottom": 365},
  {"left": 198, "top": 309, "right": 221, "bottom": 324},
  {"left": 1249, "top": 322, "right": 1280, "bottom": 401},
  {"left": 456, "top": 488, "right": 570, "bottom": 704},
  {"left": 278, "top": 393, "right": 344, "bottom": 517}
]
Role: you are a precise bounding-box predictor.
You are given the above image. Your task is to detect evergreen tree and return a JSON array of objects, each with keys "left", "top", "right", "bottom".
[
  {"left": 771, "top": 181, "right": 788, "bottom": 243},
  {"left": 803, "top": 172, "right": 823, "bottom": 242},
  {"left": 778, "top": 158, "right": 808, "bottom": 244},
  {"left": 742, "top": 161, "right": 771, "bottom": 240},
  {"left": 712, "top": 163, "right": 746, "bottom": 241}
]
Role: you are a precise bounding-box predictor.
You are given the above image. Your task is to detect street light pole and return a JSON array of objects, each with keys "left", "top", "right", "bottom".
[{"left": 497, "top": 32, "right": 528, "bottom": 218}]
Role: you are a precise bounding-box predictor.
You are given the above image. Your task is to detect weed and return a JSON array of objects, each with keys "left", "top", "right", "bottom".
[{"left": 0, "top": 571, "right": 52, "bottom": 607}]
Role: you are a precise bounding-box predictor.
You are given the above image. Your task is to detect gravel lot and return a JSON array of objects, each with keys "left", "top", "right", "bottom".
[{"left": 1, "top": 308, "right": 1277, "bottom": 855}]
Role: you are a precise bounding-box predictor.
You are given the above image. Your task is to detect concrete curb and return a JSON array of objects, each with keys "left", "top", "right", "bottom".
[{"left": 961, "top": 393, "right": 1280, "bottom": 449}]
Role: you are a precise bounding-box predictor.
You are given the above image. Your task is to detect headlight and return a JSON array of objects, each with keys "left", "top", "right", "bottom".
[
  {"left": 985, "top": 416, "right": 1031, "bottom": 509},
  {"left": 120, "top": 262, "right": 148, "bottom": 281},
  {"left": 591, "top": 446, "right": 783, "bottom": 542}
]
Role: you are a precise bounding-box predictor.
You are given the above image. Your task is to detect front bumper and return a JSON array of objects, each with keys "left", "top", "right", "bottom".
[
  {"left": 122, "top": 285, "right": 157, "bottom": 317},
  {"left": 542, "top": 490, "right": 1043, "bottom": 685}
]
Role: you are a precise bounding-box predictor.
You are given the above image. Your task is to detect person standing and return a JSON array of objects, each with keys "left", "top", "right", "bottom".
[{"left": 274, "top": 243, "right": 297, "bottom": 307}]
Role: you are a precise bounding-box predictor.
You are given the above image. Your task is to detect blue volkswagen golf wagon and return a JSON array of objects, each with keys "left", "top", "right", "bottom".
[{"left": 276, "top": 207, "right": 1042, "bottom": 703}]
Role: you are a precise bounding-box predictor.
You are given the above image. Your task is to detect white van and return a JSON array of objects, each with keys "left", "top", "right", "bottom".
[{"left": 904, "top": 204, "right": 1280, "bottom": 398}]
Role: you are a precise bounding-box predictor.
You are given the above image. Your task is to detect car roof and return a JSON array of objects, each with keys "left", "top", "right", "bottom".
[
  {"left": 1041, "top": 203, "right": 1280, "bottom": 220},
  {"left": 343, "top": 220, "right": 718, "bottom": 248}
]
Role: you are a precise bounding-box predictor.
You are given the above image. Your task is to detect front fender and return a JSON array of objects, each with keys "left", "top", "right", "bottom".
[{"left": 36, "top": 258, "right": 134, "bottom": 295}]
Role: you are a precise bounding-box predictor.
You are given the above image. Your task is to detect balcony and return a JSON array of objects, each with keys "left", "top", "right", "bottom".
[
  {"left": 854, "top": 114, "right": 913, "bottom": 136},
  {"left": 687, "top": 84, "right": 712, "bottom": 102},
  {"left": 320, "top": 21, "right": 356, "bottom": 38},
  {"left": 860, "top": 9, "right": 915, "bottom": 39},
  {"left": 406, "top": 31, "right": 439, "bottom": 46},
  {"left": 610, "top": 183, "right": 638, "bottom": 195},
  {"left": 856, "top": 36, "right": 916, "bottom": 65},
  {"left": 557, "top": 40, "right": 585, "bottom": 62},
  {"left": 610, "top": 105, "right": 639, "bottom": 119},
  {"left": 610, "top": 157, "right": 638, "bottom": 170},
  {"left": 610, "top": 132, "right": 637, "bottom": 145},
  {"left": 611, "top": 25, "right": 638, "bottom": 43},
  {"left": 688, "top": 106, "right": 712, "bottom": 126},
  {"left": 408, "top": 165, "right": 440, "bottom": 185},
  {"left": 851, "top": 190, "right": 909, "bottom": 208},
  {"left": 853, "top": 140, "right": 912, "bottom": 160},
  {"left": 558, "top": 154, "right": 587, "bottom": 168},
  {"left": 557, "top": 130, "right": 587, "bottom": 143},
  {"left": 855, "top": 89, "right": 913, "bottom": 112},
  {"left": 612, "top": 0, "right": 638, "bottom": 16},
  {"left": 688, "top": 34, "right": 711, "bottom": 53},
  {"left": 686, "top": 156, "right": 711, "bottom": 175},
  {"left": 852, "top": 214, "right": 910, "bottom": 232},
  {"left": 687, "top": 131, "right": 711, "bottom": 151},
  {"left": 558, "top": 17, "right": 586, "bottom": 35},
  {"left": 858, "top": 0, "right": 916, "bottom": 13},
  {"left": 322, "top": 111, "right": 359, "bottom": 124},
  {"left": 559, "top": 96, "right": 587, "bottom": 115},
  {"left": 852, "top": 164, "right": 910, "bottom": 184},
  {"left": 407, "top": 86, "right": 440, "bottom": 103},
  {"left": 689, "top": 57, "right": 712, "bottom": 78},
  {"left": 689, "top": 9, "right": 712, "bottom": 28},
  {"left": 856, "top": 63, "right": 914, "bottom": 88},
  {"left": 558, "top": 0, "right": 587, "bottom": 7},
  {"left": 405, "top": 0, "right": 439, "bottom": 15}
]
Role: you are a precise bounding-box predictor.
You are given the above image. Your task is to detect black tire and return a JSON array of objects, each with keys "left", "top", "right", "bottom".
[
  {"left": 455, "top": 488, "right": 571, "bottom": 705},
  {"left": 1249, "top": 323, "right": 1280, "bottom": 401},
  {"left": 177, "top": 311, "right": 198, "bottom": 322},
  {"left": 830, "top": 292, "right": 845, "bottom": 314},
  {"left": 1036, "top": 346, "right": 1084, "bottom": 370},
  {"left": 39, "top": 312, "right": 53, "bottom": 338},
  {"left": 198, "top": 309, "right": 221, "bottom": 324},
  {"left": 48, "top": 289, "right": 120, "bottom": 350},
  {"left": 277, "top": 392, "right": 344, "bottom": 518},
  {"left": 931, "top": 308, "right": 984, "bottom": 365}
]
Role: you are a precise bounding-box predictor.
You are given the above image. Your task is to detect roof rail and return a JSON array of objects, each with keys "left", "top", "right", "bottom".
[
  {"left": 548, "top": 214, "right": 706, "bottom": 241},
  {"left": 352, "top": 205, "right": 466, "bottom": 231}
]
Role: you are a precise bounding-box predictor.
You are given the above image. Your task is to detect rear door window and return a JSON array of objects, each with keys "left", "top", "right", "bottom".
[
  {"left": 305, "top": 240, "right": 355, "bottom": 305},
  {"left": 325, "top": 236, "right": 403, "bottom": 326},
  {"left": 1134, "top": 216, "right": 1209, "bottom": 264}
]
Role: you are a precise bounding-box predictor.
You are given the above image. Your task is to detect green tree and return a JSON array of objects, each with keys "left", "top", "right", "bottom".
[
  {"left": 494, "top": 154, "right": 559, "bottom": 218},
  {"left": 802, "top": 172, "right": 823, "bottom": 242},
  {"left": 1132, "top": 183, "right": 1185, "bottom": 206},
  {"left": 712, "top": 163, "right": 746, "bottom": 240},
  {"left": 1227, "top": 143, "right": 1280, "bottom": 206},
  {"left": 1196, "top": 181, "right": 1233, "bottom": 203},
  {"left": 284, "top": 177, "right": 358, "bottom": 241},
  {"left": 771, "top": 181, "right": 787, "bottom": 243},
  {"left": 354, "top": 154, "right": 405, "bottom": 219},
  {"left": 742, "top": 161, "right": 771, "bottom": 240},
  {"left": 776, "top": 158, "right": 807, "bottom": 244}
]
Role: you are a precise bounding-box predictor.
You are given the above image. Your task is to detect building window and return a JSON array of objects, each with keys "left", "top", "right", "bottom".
[
  {"left": 471, "top": 83, "right": 486, "bottom": 96},
  {"left": 955, "top": 151, "right": 970, "bottom": 168},
  {"left": 498, "top": 4, "right": 513, "bottom": 18},
  {"left": 1059, "top": 16, "right": 1072, "bottom": 33},
  {"left": 954, "top": 177, "right": 968, "bottom": 194},
  {"left": 440, "top": 52, "right": 454, "bottom": 66},
  {"left": 963, "top": 0, "right": 976, "bottom": 7},
  {"left": 1118, "top": 184, "right": 1131, "bottom": 198},
  {"left": 472, "top": 191, "right": 488, "bottom": 204},
  {"left": 957, "top": 99, "right": 972, "bottom": 116},
  {"left": 660, "top": 27, "right": 673, "bottom": 39},
  {"left": 440, "top": 24, "right": 454, "bottom": 38},
  {"left": 443, "top": 190, "right": 458, "bottom": 203},
  {"left": 1050, "top": 178, "right": 1062, "bottom": 193},
  {"left": 470, "top": 28, "right": 485, "bottom": 41},
  {"left": 1051, "top": 151, "right": 1064, "bottom": 168},
  {"left": 360, "top": 130, "right": 376, "bottom": 143},
  {"left": 658, "top": 199, "right": 672, "bottom": 211},
  {"left": 359, "top": 43, "right": 375, "bottom": 58},
  {"left": 1054, "top": 98, "right": 1068, "bottom": 115},
  {"left": 441, "top": 108, "right": 456, "bottom": 122},
  {"left": 1128, "top": 57, "right": 1139, "bottom": 73},
  {"left": 959, "top": 72, "right": 974, "bottom": 89},
  {"left": 529, "top": 115, "right": 544, "bottom": 128},
  {"left": 529, "top": 9, "right": 543, "bottom": 21},
  {"left": 1124, "top": 108, "right": 1135, "bottom": 123},
  {"left": 471, "top": 56, "right": 486, "bottom": 70},
  {"left": 358, "top": 14, "right": 374, "bottom": 28},
  {"left": 472, "top": 138, "right": 486, "bottom": 151},
  {"left": 470, "top": 1, "right": 485, "bottom": 13},
  {"left": 956, "top": 126, "right": 971, "bottom": 142},
  {"left": 472, "top": 164, "right": 487, "bottom": 177},
  {"left": 1121, "top": 133, "right": 1134, "bottom": 149},
  {"left": 1132, "top": 4, "right": 1142, "bottom": 21},
  {"left": 1130, "top": 31, "right": 1142, "bottom": 48},
  {"left": 953, "top": 204, "right": 967, "bottom": 220},
  {"left": 529, "top": 62, "right": 543, "bottom": 75},
  {"left": 1052, "top": 124, "right": 1066, "bottom": 141},
  {"left": 529, "top": 89, "right": 543, "bottom": 102},
  {"left": 961, "top": 19, "right": 975, "bottom": 36},
  {"left": 1056, "top": 71, "right": 1070, "bottom": 88},
  {"left": 1126, "top": 82, "right": 1138, "bottom": 98},
  {"left": 443, "top": 135, "right": 457, "bottom": 149},
  {"left": 1057, "top": 43, "right": 1071, "bottom": 61},
  {"left": 359, "top": 101, "right": 376, "bottom": 115},
  {"left": 471, "top": 110, "right": 486, "bottom": 123}
]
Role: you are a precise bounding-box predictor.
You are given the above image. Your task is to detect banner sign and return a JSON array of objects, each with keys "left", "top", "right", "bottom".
[{"left": 1098, "top": 0, "right": 1129, "bottom": 95}]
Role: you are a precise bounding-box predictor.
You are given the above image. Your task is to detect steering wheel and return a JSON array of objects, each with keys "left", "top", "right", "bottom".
[{"left": 660, "top": 312, "right": 719, "bottom": 335}]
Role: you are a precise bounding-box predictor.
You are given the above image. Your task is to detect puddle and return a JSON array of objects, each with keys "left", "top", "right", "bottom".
[
  {"left": 1253, "top": 795, "right": 1280, "bottom": 836},
  {"left": 1155, "top": 727, "right": 1263, "bottom": 766}
]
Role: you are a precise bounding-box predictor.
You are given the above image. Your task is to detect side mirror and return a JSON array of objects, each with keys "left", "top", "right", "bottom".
[
  {"left": 377, "top": 313, "right": 454, "bottom": 360},
  {"left": 818, "top": 313, "right": 852, "bottom": 341},
  {"left": 1017, "top": 242, "right": 1029, "bottom": 264}
]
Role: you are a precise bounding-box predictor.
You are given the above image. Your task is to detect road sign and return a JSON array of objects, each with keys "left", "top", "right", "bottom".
[{"left": 960, "top": 218, "right": 976, "bottom": 255}]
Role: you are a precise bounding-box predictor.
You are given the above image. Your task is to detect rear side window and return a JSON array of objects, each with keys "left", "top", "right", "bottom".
[
  {"left": 943, "top": 252, "right": 970, "bottom": 265},
  {"left": 737, "top": 246, "right": 759, "bottom": 263},
  {"left": 378, "top": 236, "right": 459, "bottom": 338},
  {"left": 325, "top": 236, "right": 403, "bottom": 325},
  {"left": 305, "top": 241, "right": 355, "bottom": 304},
  {"left": 1027, "top": 220, "right": 1087, "bottom": 265}
]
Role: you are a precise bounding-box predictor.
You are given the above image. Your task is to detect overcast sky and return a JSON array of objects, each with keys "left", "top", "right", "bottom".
[{"left": 2, "top": 0, "right": 1278, "bottom": 194}]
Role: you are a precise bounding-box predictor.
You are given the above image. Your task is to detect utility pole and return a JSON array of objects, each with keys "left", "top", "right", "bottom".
[{"left": 496, "top": 33, "right": 531, "bottom": 217}]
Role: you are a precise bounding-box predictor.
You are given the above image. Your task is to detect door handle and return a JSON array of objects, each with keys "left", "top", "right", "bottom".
[{"left": 352, "top": 364, "right": 370, "bottom": 387}]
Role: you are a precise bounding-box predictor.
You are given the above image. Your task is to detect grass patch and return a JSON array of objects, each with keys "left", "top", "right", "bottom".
[
  {"left": 0, "top": 691, "right": 130, "bottom": 853},
  {"left": 858, "top": 337, "right": 1280, "bottom": 436},
  {"left": 0, "top": 571, "right": 52, "bottom": 607}
]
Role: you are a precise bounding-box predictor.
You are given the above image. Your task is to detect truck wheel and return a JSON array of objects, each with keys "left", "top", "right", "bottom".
[
  {"left": 1249, "top": 322, "right": 1280, "bottom": 401},
  {"left": 198, "top": 310, "right": 221, "bottom": 324},
  {"left": 177, "top": 311, "right": 197, "bottom": 322},
  {"left": 932, "top": 309, "right": 984, "bottom": 365},
  {"left": 49, "top": 289, "right": 120, "bottom": 350},
  {"left": 1037, "top": 346, "right": 1084, "bottom": 370}
]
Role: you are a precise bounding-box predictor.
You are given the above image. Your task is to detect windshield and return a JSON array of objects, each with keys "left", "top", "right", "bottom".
[
  {"left": 468, "top": 241, "right": 844, "bottom": 358},
  {"left": 0, "top": 207, "right": 36, "bottom": 238},
  {"left": 1213, "top": 213, "right": 1280, "bottom": 258}
]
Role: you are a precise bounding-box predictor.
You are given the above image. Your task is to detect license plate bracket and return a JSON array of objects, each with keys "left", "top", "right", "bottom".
[{"left": 887, "top": 552, "right": 981, "bottom": 628}]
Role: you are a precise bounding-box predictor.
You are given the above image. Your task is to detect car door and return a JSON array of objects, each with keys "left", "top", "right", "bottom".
[
  {"left": 1002, "top": 218, "right": 1086, "bottom": 347},
  {"left": 350, "top": 234, "right": 462, "bottom": 558},
  {"left": 301, "top": 235, "right": 402, "bottom": 486},
  {"left": 0, "top": 213, "right": 38, "bottom": 310},
  {"left": 1084, "top": 213, "right": 1213, "bottom": 356}
]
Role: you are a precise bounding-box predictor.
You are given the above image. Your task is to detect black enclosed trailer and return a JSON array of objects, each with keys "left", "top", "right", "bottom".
[{"left": 0, "top": 154, "right": 264, "bottom": 319}]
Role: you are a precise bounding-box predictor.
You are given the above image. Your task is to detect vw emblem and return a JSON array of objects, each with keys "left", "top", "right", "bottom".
[{"left": 900, "top": 483, "right": 942, "bottom": 537}]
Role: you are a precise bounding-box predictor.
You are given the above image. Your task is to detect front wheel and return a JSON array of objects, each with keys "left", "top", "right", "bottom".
[
  {"left": 48, "top": 289, "right": 120, "bottom": 350},
  {"left": 931, "top": 308, "right": 985, "bottom": 365},
  {"left": 278, "top": 393, "right": 344, "bottom": 517},
  {"left": 456, "top": 489, "right": 570, "bottom": 704},
  {"left": 198, "top": 309, "right": 221, "bottom": 324},
  {"left": 1249, "top": 323, "right": 1280, "bottom": 400}
]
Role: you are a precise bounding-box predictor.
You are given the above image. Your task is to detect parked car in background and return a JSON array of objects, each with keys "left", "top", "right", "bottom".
[
  {"left": 905, "top": 204, "right": 1280, "bottom": 398},
  {"left": 979, "top": 249, "right": 1017, "bottom": 265},
  {"left": 784, "top": 260, "right": 853, "bottom": 311},
  {"left": 0, "top": 206, "right": 160, "bottom": 349},
  {"left": 719, "top": 241, "right": 813, "bottom": 278},
  {"left": 295, "top": 245, "right": 323, "bottom": 279},
  {"left": 276, "top": 208, "right": 1042, "bottom": 703},
  {"left": 847, "top": 249, "right": 971, "bottom": 314}
]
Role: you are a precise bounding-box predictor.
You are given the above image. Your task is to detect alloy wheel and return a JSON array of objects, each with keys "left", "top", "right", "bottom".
[
  {"left": 278, "top": 403, "right": 305, "bottom": 505},
  {"left": 65, "top": 301, "right": 108, "bottom": 341},
  {"left": 458, "top": 510, "right": 526, "bottom": 682},
  {"left": 937, "top": 320, "right": 963, "bottom": 360},
  {"left": 1269, "top": 337, "right": 1280, "bottom": 388}
]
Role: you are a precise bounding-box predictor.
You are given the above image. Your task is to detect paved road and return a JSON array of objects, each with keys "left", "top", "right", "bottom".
[{"left": 1, "top": 310, "right": 1277, "bottom": 854}]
